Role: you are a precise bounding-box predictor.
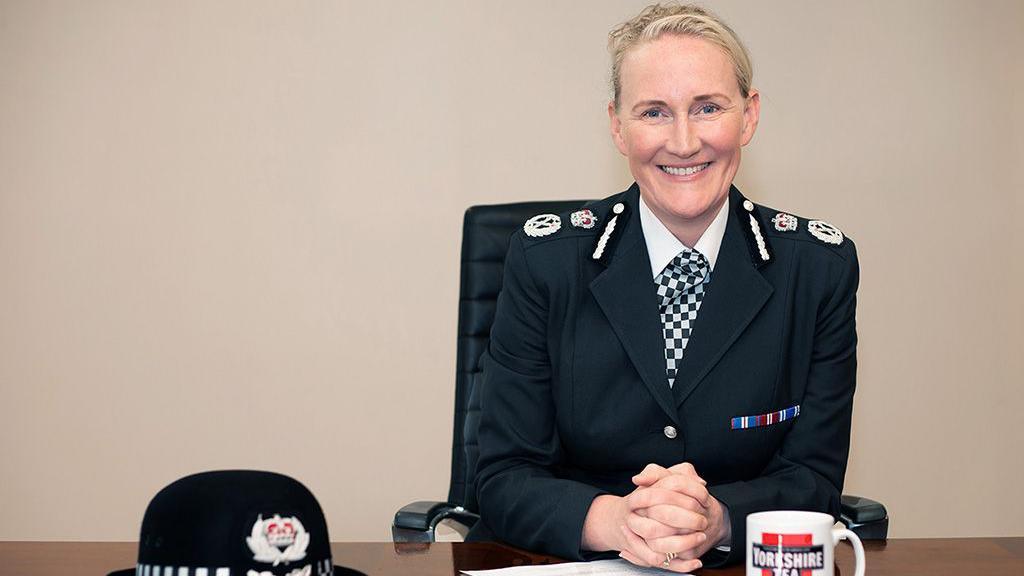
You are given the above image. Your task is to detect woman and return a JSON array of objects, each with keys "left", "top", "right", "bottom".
[{"left": 470, "top": 4, "right": 858, "bottom": 571}]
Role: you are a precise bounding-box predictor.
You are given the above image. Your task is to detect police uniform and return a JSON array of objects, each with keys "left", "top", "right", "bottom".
[{"left": 468, "top": 183, "right": 859, "bottom": 567}]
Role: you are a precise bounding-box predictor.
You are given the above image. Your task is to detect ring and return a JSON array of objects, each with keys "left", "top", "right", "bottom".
[{"left": 662, "top": 552, "right": 677, "bottom": 568}]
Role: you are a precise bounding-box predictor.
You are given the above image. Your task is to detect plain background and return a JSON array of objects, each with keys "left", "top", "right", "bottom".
[{"left": 1, "top": 0, "right": 1022, "bottom": 541}]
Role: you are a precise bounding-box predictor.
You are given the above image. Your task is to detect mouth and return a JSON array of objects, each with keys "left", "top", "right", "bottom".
[{"left": 659, "top": 162, "right": 711, "bottom": 176}]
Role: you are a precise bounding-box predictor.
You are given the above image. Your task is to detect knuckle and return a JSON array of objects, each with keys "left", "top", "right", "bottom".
[
  {"left": 627, "top": 491, "right": 644, "bottom": 508},
  {"left": 625, "top": 514, "right": 641, "bottom": 530},
  {"left": 645, "top": 540, "right": 665, "bottom": 554},
  {"left": 632, "top": 523, "right": 653, "bottom": 539}
]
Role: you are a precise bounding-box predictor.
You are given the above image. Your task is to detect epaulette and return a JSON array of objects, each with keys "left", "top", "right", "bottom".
[
  {"left": 521, "top": 207, "right": 604, "bottom": 245},
  {"left": 757, "top": 204, "right": 851, "bottom": 261},
  {"left": 761, "top": 207, "right": 847, "bottom": 251}
]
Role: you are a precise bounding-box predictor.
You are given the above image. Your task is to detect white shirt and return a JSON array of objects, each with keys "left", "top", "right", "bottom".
[{"left": 638, "top": 195, "right": 730, "bottom": 278}]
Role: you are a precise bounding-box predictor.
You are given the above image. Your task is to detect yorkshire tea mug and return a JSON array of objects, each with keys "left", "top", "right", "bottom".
[{"left": 746, "top": 511, "right": 865, "bottom": 576}]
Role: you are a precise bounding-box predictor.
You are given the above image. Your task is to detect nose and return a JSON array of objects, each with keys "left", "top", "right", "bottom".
[{"left": 664, "top": 117, "right": 700, "bottom": 158}]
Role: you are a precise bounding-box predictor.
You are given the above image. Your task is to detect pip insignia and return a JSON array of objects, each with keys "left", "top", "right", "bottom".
[
  {"left": 247, "top": 514, "right": 310, "bottom": 565},
  {"left": 523, "top": 213, "right": 561, "bottom": 238},
  {"left": 772, "top": 212, "right": 798, "bottom": 232},
  {"left": 570, "top": 209, "right": 597, "bottom": 229},
  {"left": 807, "top": 220, "right": 844, "bottom": 245}
]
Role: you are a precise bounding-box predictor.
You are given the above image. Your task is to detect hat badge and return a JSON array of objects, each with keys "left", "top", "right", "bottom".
[{"left": 247, "top": 514, "right": 310, "bottom": 565}]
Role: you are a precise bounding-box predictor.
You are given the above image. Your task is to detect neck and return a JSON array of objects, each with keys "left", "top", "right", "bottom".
[{"left": 652, "top": 196, "right": 727, "bottom": 248}]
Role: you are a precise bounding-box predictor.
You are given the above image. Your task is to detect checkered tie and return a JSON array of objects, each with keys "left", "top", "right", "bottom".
[{"left": 654, "top": 248, "right": 710, "bottom": 388}]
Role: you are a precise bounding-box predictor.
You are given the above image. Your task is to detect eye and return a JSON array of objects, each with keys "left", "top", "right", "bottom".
[
  {"left": 640, "top": 108, "right": 668, "bottom": 119},
  {"left": 696, "top": 103, "right": 722, "bottom": 115}
]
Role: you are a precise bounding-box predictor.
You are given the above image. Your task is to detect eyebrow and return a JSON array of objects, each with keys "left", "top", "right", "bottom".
[{"left": 630, "top": 93, "right": 734, "bottom": 112}]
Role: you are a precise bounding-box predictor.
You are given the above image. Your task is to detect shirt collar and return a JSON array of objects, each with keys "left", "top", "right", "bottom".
[{"left": 638, "top": 194, "right": 729, "bottom": 278}]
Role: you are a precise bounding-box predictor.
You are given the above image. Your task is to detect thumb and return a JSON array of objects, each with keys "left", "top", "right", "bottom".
[{"left": 632, "top": 463, "right": 670, "bottom": 487}]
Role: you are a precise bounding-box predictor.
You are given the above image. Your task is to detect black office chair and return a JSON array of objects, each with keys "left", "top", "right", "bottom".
[{"left": 392, "top": 201, "right": 888, "bottom": 543}]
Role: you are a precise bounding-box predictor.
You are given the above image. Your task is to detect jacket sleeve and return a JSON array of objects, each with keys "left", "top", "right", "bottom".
[
  {"left": 705, "top": 241, "right": 860, "bottom": 567},
  {"left": 474, "top": 232, "right": 608, "bottom": 560}
]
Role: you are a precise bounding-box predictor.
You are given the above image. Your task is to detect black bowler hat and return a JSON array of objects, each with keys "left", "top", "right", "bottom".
[{"left": 110, "top": 470, "right": 364, "bottom": 576}]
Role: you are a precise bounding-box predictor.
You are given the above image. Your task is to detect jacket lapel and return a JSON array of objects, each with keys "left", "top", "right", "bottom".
[
  {"left": 671, "top": 190, "right": 774, "bottom": 407},
  {"left": 589, "top": 187, "right": 680, "bottom": 425}
]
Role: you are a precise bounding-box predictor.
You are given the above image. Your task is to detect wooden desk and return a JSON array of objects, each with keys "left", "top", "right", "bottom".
[{"left": 4, "top": 539, "right": 1024, "bottom": 576}]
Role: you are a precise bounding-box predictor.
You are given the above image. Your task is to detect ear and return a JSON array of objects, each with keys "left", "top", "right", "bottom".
[
  {"left": 740, "top": 89, "right": 760, "bottom": 147},
  {"left": 608, "top": 100, "right": 628, "bottom": 156}
]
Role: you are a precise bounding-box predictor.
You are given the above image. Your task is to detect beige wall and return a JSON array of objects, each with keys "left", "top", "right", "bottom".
[{"left": 1, "top": 0, "right": 1022, "bottom": 541}]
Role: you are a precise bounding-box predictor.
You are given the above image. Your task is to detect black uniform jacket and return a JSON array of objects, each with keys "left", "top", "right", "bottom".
[{"left": 469, "top": 184, "right": 859, "bottom": 566}]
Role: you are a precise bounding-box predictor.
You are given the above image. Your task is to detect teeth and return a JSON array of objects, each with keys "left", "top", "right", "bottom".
[{"left": 661, "top": 163, "right": 709, "bottom": 176}]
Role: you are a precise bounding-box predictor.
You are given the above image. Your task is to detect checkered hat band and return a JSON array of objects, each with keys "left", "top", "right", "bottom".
[
  {"left": 137, "top": 567, "right": 229, "bottom": 576},
  {"left": 654, "top": 249, "right": 710, "bottom": 387},
  {"left": 136, "top": 559, "right": 333, "bottom": 576}
]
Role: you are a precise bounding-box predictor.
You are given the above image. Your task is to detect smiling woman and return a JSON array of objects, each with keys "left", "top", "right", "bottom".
[
  {"left": 469, "top": 3, "right": 860, "bottom": 572},
  {"left": 609, "top": 33, "right": 760, "bottom": 247}
]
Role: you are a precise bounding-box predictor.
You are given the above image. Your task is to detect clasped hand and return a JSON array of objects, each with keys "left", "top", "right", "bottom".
[{"left": 582, "top": 463, "right": 729, "bottom": 572}]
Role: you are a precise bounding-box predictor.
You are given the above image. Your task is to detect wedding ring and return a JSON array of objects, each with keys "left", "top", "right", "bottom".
[{"left": 662, "top": 552, "right": 677, "bottom": 568}]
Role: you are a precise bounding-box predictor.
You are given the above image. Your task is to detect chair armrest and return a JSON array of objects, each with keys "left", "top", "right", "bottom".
[
  {"left": 840, "top": 494, "right": 888, "bottom": 540},
  {"left": 392, "top": 500, "right": 480, "bottom": 542}
]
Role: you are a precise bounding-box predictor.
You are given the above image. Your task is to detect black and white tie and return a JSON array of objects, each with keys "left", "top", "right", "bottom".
[{"left": 654, "top": 248, "right": 710, "bottom": 388}]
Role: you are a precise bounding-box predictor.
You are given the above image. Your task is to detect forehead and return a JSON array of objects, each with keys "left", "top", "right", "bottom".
[{"left": 619, "top": 34, "right": 739, "bottom": 103}]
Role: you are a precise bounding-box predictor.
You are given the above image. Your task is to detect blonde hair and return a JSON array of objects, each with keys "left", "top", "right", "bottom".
[{"left": 608, "top": 3, "right": 753, "bottom": 109}]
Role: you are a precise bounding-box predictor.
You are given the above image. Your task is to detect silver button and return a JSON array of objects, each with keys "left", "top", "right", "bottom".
[{"left": 663, "top": 426, "right": 677, "bottom": 439}]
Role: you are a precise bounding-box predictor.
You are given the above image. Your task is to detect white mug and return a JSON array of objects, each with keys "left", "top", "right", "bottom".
[{"left": 746, "top": 511, "right": 865, "bottom": 576}]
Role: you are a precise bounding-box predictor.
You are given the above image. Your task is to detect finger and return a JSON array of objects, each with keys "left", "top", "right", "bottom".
[
  {"left": 632, "top": 463, "right": 671, "bottom": 487},
  {"left": 645, "top": 531, "right": 709, "bottom": 556},
  {"left": 618, "top": 549, "right": 646, "bottom": 567},
  {"left": 667, "top": 557, "right": 703, "bottom": 573},
  {"left": 626, "top": 512, "right": 678, "bottom": 540},
  {"left": 619, "top": 524, "right": 664, "bottom": 569},
  {"left": 643, "top": 504, "right": 709, "bottom": 532},
  {"left": 666, "top": 462, "right": 706, "bottom": 485},
  {"left": 627, "top": 487, "right": 707, "bottom": 512},
  {"left": 650, "top": 475, "right": 711, "bottom": 507}
]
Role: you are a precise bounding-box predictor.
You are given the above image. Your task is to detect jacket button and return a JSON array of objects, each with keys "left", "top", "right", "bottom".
[{"left": 663, "top": 426, "right": 677, "bottom": 439}]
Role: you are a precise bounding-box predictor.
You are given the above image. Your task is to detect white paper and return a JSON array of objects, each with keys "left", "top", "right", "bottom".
[{"left": 461, "top": 559, "right": 691, "bottom": 576}]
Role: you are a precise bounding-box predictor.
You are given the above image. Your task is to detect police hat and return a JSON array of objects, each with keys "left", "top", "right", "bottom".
[{"left": 109, "top": 470, "right": 364, "bottom": 576}]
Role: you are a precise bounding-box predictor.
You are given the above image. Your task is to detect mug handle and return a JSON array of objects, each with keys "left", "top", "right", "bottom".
[{"left": 831, "top": 528, "right": 865, "bottom": 576}]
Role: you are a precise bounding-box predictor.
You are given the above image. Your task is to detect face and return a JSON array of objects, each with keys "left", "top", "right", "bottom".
[{"left": 609, "top": 34, "right": 760, "bottom": 233}]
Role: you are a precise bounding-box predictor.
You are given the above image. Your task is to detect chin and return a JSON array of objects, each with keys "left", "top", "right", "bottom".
[{"left": 656, "top": 195, "right": 722, "bottom": 223}]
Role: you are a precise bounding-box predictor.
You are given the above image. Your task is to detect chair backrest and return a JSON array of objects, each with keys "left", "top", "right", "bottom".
[{"left": 448, "top": 200, "right": 590, "bottom": 513}]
